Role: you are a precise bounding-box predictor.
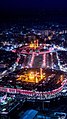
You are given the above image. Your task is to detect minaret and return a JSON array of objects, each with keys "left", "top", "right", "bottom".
[
  {"left": 36, "top": 39, "right": 38, "bottom": 47},
  {"left": 35, "top": 71, "right": 38, "bottom": 83},
  {"left": 40, "top": 68, "right": 43, "bottom": 79}
]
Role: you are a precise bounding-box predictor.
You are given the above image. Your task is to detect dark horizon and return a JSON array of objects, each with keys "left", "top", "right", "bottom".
[
  {"left": 0, "top": 10, "right": 67, "bottom": 24},
  {"left": 0, "top": 0, "right": 67, "bottom": 23}
]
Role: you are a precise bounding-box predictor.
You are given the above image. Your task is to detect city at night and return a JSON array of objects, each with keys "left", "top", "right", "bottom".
[{"left": 0, "top": 0, "right": 67, "bottom": 119}]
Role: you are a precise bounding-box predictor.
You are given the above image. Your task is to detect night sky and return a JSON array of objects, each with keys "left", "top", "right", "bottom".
[{"left": 0, "top": 0, "right": 67, "bottom": 22}]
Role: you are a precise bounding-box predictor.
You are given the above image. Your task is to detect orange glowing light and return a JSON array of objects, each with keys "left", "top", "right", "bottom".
[
  {"left": 29, "top": 42, "right": 34, "bottom": 48},
  {"left": 17, "top": 70, "right": 45, "bottom": 83},
  {"left": 29, "top": 40, "right": 39, "bottom": 49},
  {"left": 57, "top": 75, "right": 64, "bottom": 84},
  {"left": 60, "top": 75, "right": 64, "bottom": 82},
  {"left": 29, "top": 72, "right": 35, "bottom": 80}
]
